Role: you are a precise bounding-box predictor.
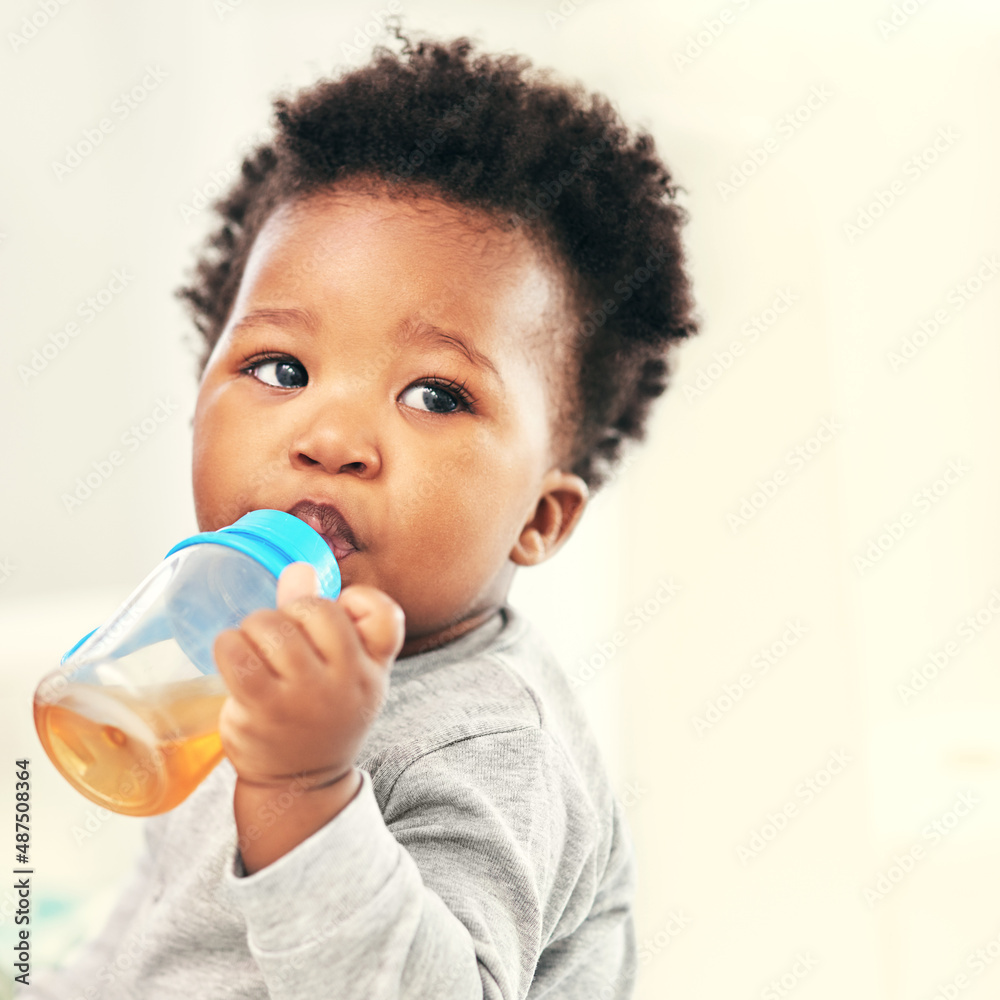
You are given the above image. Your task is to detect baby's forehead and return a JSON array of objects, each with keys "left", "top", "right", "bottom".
[
  {"left": 276, "top": 184, "right": 537, "bottom": 272},
  {"left": 265, "top": 185, "right": 578, "bottom": 356}
]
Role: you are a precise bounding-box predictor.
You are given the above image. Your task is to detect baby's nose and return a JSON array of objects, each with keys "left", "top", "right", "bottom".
[{"left": 287, "top": 400, "right": 381, "bottom": 477}]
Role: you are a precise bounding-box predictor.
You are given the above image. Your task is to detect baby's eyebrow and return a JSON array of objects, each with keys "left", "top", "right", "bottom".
[
  {"left": 230, "top": 307, "right": 317, "bottom": 339},
  {"left": 394, "top": 315, "right": 500, "bottom": 381},
  {"left": 231, "top": 308, "right": 501, "bottom": 382}
]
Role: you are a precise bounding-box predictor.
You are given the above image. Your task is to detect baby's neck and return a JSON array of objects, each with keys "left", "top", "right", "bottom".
[{"left": 398, "top": 604, "right": 501, "bottom": 659}]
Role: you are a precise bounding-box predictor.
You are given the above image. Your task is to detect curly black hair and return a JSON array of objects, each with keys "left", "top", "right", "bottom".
[{"left": 177, "top": 23, "right": 698, "bottom": 493}]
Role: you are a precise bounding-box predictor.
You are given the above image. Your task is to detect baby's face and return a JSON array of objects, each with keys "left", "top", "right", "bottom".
[{"left": 191, "top": 184, "right": 586, "bottom": 656}]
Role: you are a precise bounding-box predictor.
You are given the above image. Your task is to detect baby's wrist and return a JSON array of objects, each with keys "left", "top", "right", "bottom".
[
  {"left": 235, "top": 763, "right": 356, "bottom": 793},
  {"left": 233, "top": 768, "right": 362, "bottom": 874}
]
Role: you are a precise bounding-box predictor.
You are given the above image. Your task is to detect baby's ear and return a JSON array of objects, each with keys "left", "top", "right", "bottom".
[{"left": 510, "top": 470, "right": 589, "bottom": 567}]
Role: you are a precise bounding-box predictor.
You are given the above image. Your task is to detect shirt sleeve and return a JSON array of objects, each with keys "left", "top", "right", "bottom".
[{"left": 224, "top": 725, "right": 610, "bottom": 1000}]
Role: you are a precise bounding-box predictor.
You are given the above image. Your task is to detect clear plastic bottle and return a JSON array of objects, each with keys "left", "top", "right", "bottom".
[{"left": 33, "top": 510, "right": 341, "bottom": 817}]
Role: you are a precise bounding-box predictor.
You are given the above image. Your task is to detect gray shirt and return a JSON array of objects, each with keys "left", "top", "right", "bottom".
[{"left": 19, "top": 604, "right": 637, "bottom": 999}]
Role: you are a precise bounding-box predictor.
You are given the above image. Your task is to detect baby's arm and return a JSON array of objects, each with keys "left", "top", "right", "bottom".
[
  {"left": 213, "top": 562, "right": 404, "bottom": 874},
  {"left": 213, "top": 564, "right": 630, "bottom": 998},
  {"left": 223, "top": 726, "right": 627, "bottom": 999}
]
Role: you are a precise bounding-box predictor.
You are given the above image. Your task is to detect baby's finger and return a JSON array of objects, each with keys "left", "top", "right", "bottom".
[
  {"left": 279, "top": 593, "right": 366, "bottom": 674},
  {"left": 276, "top": 562, "right": 320, "bottom": 608},
  {"left": 335, "top": 585, "right": 406, "bottom": 666},
  {"left": 213, "top": 627, "right": 279, "bottom": 701},
  {"left": 236, "top": 607, "right": 324, "bottom": 681}
]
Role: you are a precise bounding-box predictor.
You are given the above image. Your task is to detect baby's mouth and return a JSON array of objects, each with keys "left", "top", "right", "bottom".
[
  {"left": 286, "top": 499, "right": 360, "bottom": 561},
  {"left": 316, "top": 531, "right": 357, "bottom": 561}
]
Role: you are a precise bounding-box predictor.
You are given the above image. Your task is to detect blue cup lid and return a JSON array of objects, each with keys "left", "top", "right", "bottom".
[{"left": 164, "top": 509, "right": 341, "bottom": 599}]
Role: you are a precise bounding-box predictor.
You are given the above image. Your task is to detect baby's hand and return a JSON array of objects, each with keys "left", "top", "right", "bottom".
[{"left": 213, "top": 562, "right": 405, "bottom": 790}]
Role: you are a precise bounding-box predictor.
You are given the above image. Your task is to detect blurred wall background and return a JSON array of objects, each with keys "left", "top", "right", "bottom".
[{"left": 2, "top": 1, "right": 999, "bottom": 997}]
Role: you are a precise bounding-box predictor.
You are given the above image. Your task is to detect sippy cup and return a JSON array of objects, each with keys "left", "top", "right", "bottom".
[{"left": 32, "top": 510, "right": 341, "bottom": 817}]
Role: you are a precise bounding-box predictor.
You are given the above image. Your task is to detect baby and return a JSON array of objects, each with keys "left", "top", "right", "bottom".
[{"left": 25, "top": 25, "right": 697, "bottom": 1000}]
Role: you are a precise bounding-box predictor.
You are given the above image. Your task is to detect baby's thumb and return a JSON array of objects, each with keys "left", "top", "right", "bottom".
[{"left": 276, "top": 561, "right": 321, "bottom": 608}]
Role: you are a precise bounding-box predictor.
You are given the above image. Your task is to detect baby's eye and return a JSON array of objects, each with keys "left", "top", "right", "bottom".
[
  {"left": 244, "top": 356, "right": 307, "bottom": 389},
  {"left": 399, "top": 380, "right": 472, "bottom": 414}
]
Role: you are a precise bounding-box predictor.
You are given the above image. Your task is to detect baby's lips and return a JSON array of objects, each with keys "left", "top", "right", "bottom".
[
  {"left": 320, "top": 532, "right": 358, "bottom": 562},
  {"left": 287, "top": 501, "right": 360, "bottom": 560}
]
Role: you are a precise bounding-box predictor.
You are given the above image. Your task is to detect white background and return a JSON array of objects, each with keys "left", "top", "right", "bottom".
[{"left": 2, "top": 0, "right": 999, "bottom": 997}]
